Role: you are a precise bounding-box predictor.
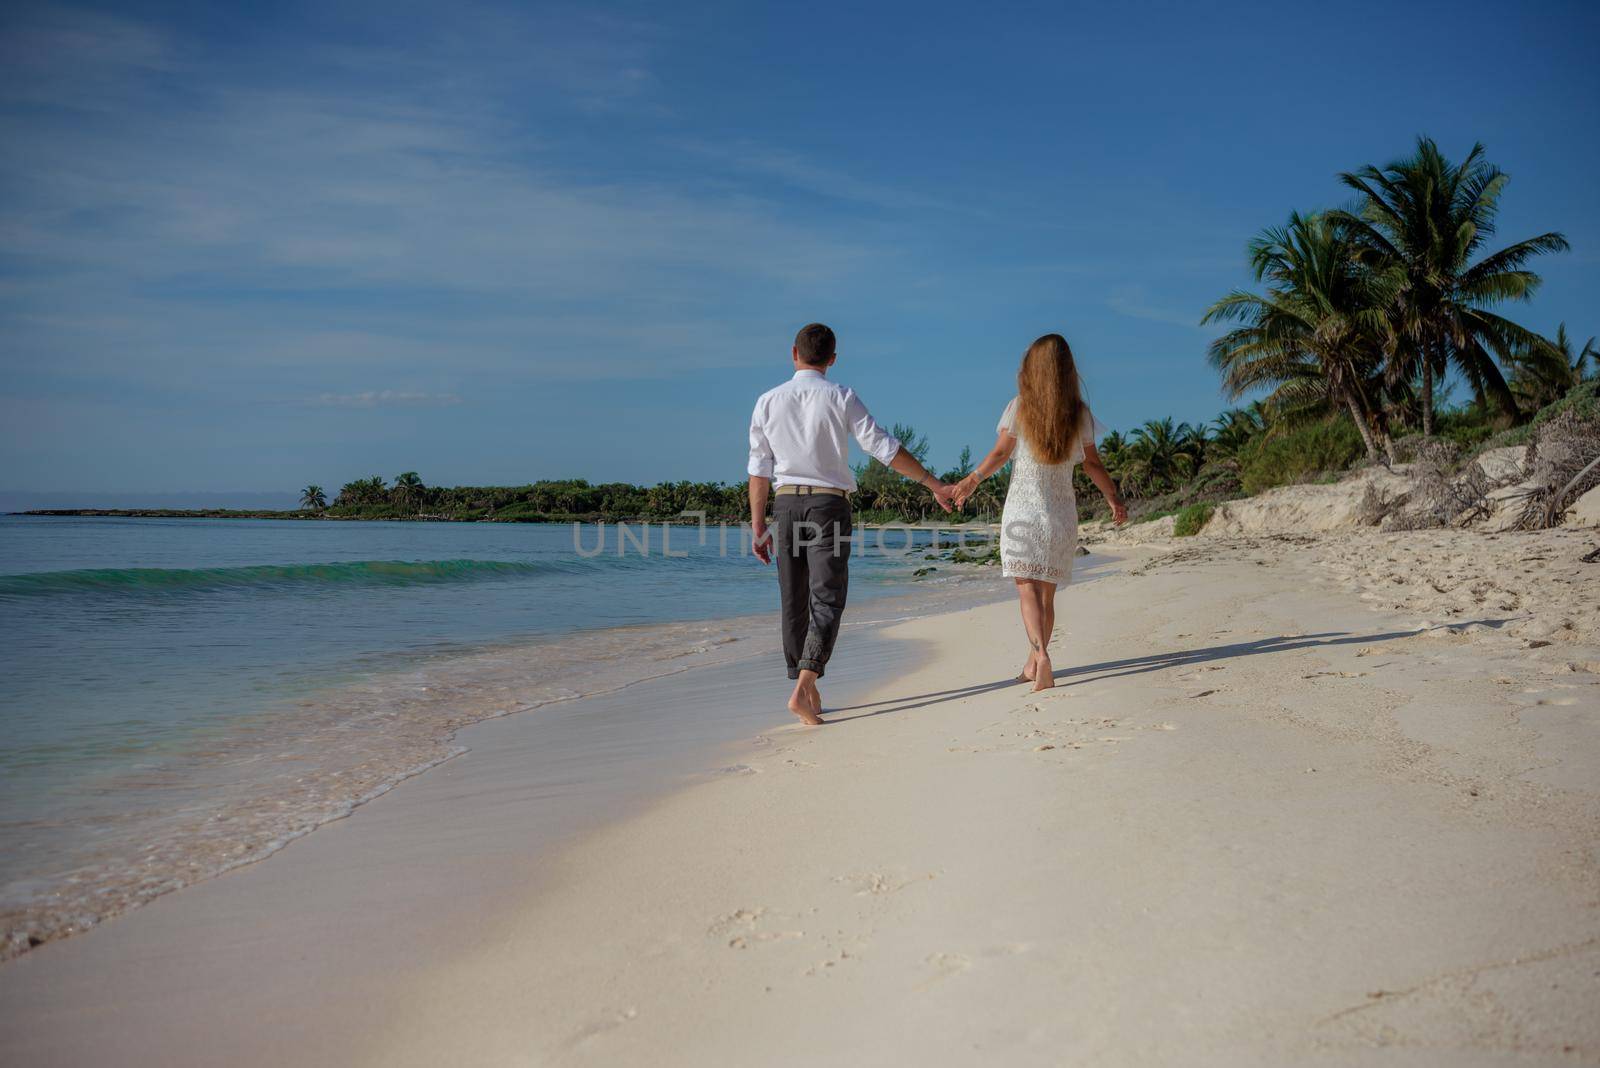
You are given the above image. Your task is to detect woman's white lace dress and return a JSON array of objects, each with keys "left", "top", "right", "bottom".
[{"left": 997, "top": 397, "right": 1103, "bottom": 584}]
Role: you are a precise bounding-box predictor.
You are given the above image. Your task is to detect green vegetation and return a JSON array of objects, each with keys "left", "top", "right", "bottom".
[
  {"left": 1172, "top": 503, "right": 1215, "bottom": 538},
  {"left": 1237, "top": 418, "right": 1366, "bottom": 495},
  {"left": 1330, "top": 140, "right": 1568, "bottom": 437},
  {"left": 1509, "top": 324, "right": 1596, "bottom": 412},
  {"left": 325, "top": 476, "right": 755, "bottom": 522},
  {"left": 1206, "top": 137, "right": 1570, "bottom": 459}
]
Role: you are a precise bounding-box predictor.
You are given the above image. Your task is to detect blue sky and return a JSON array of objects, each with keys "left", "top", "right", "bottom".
[{"left": 2, "top": 0, "right": 1597, "bottom": 504}]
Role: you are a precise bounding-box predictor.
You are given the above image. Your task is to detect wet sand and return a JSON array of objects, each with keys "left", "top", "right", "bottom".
[{"left": 0, "top": 621, "right": 931, "bottom": 1065}]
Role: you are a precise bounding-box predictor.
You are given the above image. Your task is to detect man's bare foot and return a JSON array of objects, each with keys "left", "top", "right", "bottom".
[
  {"left": 1031, "top": 652, "right": 1055, "bottom": 691},
  {"left": 788, "top": 681, "right": 824, "bottom": 725}
]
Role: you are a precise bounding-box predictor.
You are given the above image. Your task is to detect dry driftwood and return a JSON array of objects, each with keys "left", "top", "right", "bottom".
[{"left": 1515, "top": 409, "right": 1600, "bottom": 530}]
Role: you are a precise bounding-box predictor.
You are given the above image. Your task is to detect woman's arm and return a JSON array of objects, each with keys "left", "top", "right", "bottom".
[
  {"left": 951, "top": 431, "right": 1016, "bottom": 508},
  {"left": 1080, "top": 443, "right": 1128, "bottom": 524}
]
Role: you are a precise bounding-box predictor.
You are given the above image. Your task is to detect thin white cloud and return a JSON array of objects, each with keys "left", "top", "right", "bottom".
[
  {"left": 677, "top": 139, "right": 965, "bottom": 215},
  {"left": 0, "top": 3, "right": 894, "bottom": 396},
  {"left": 307, "top": 390, "right": 464, "bottom": 409},
  {"left": 1105, "top": 285, "right": 1212, "bottom": 330}
]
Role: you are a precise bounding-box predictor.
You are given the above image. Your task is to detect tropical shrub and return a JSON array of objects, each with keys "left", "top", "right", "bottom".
[
  {"left": 1172, "top": 503, "right": 1215, "bottom": 537},
  {"left": 1237, "top": 417, "right": 1366, "bottom": 494}
]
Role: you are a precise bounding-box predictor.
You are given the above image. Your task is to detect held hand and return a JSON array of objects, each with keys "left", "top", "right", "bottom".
[
  {"left": 1110, "top": 499, "right": 1128, "bottom": 525},
  {"left": 951, "top": 475, "right": 978, "bottom": 510},
  {"left": 751, "top": 520, "right": 773, "bottom": 564},
  {"left": 929, "top": 481, "right": 956, "bottom": 513}
]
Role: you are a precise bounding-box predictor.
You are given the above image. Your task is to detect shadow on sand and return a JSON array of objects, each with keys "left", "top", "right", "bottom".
[{"left": 822, "top": 618, "right": 1518, "bottom": 725}]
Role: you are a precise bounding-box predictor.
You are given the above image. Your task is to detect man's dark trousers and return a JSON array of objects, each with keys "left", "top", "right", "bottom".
[{"left": 772, "top": 489, "right": 852, "bottom": 679}]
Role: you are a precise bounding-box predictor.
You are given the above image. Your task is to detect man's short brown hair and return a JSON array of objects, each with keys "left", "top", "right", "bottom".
[{"left": 794, "top": 323, "right": 836, "bottom": 366}]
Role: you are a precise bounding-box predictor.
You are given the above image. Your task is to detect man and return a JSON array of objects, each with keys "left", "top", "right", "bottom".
[{"left": 748, "top": 323, "right": 955, "bottom": 725}]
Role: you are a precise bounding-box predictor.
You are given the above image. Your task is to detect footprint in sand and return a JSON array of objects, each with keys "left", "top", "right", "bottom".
[
  {"left": 917, "top": 952, "right": 972, "bottom": 989},
  {"left": 833, "top": 871, "right": 935, "bottom": 896},
  {"left": 803, "top": 950, "right": 855, "bottom": 976},
  {"left": 560, "top": 1007, "right": 638, "bottom": 1051},
  {"left": 842, "top": 872, "right": 894, "bottom": 895},
  {"left": 710, "top": 907, "right": 804, "bottom": 948},
  {"left": 728, "top": 930, "right": 804, "bottom": 949},
  {"left": 978, "top": 942, "right": 1033, "bottom": 960},
  {"left": 708, "top": 906, "right": 766, "bottom": 935}
]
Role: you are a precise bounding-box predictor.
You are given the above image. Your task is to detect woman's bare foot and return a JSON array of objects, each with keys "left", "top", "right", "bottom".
[
  {"left": 1015, "top": 654, "right": 1037, "bottom": 683},
  {"left": 1031, "top": 652, "right": 1055, "bottom": 691}
]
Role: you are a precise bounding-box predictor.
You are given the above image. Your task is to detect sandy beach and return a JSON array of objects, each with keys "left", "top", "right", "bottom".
[
  {"left": 6, "top": 3, "right": 1596, "bottom": 1062},
  {"left": 3, "top": 530, "right": 1596, "bottom": 1066}
]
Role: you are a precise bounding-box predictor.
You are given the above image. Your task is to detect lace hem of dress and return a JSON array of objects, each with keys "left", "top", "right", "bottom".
[{"left": 1001, "top": 558, "right": 1066, "bottom": 581}]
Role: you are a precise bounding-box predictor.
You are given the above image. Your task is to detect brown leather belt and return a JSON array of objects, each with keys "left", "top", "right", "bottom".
[{"left": 775, "top": 484, "right": 848, "bottom": 497}]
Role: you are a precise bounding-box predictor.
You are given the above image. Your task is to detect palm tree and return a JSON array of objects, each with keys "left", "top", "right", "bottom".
[
  {"left": 299, "top": 484, "right": 327, "bottom": 511},
  {"left": 1121, "top": 417, "right": 1202, "bottom": 495},
  {"left": 1180, "top": 420, "right": 1213, "bottom": 460},
  {"left": 1210, "top": 407, "right": 1265, "bottom": 461},
  {"left": 1203, "top": 211, "right": 1395, "bottom": 463},
  {"left": 335, "top": 476, "right": 387, "bottom": 507},
  {"left": 971, "top": 471, "right": 1007, "bottom": 521},
  {"left": 1097, "top": 428, "right": 1128, "bottom": 459},
  {"left": 393, "top": 471, "right": 425, "bottom": 510},
  {"left": 1330, "top": 138, "right": 1569, "bottom": 436},
  {"left": 1507, "top": 322, "right": 1597, "bottom": 411},
  {"left": 1094, "top": 429, "right": 1130, "bottom": 486}
]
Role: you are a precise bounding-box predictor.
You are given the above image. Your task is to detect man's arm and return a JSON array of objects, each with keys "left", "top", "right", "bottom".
[
  {"left": 887, "top": 447, "right": 955, "bottom": 512},
  {"left": 747, "top": 401, "right": 776, "bottom": 561},
  {"left": 748, "top": 475, "right": 773, "bottom": 564},
  {"left": 845, "top": 390, "right": 954, "bottom": 512}
]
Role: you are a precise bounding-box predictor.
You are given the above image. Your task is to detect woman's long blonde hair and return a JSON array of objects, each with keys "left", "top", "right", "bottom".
[{"left": 1016, "top": 333, "right": 1086, "bottom": 465}]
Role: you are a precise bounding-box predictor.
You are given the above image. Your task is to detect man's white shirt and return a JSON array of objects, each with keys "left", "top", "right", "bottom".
[{"left": 747, "top": 370, "right": 902, "bottom": 492}]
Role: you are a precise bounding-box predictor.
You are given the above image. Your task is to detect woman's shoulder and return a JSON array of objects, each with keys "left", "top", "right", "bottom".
[
  {"left": 997, "top": 395, "right": 1020, "bottom": 433},
  {"left": 1080, "top": 404, "right": 1105, "bottom": 443}
]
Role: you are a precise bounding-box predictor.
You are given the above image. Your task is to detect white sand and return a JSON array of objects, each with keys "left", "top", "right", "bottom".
[{"left": 3, "top": 538, "right": 1598, "bottom": 1065}]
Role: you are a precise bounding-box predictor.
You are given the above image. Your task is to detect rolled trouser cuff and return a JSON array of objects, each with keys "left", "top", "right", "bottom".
[{"left": 795, "top": 658, "right": 825, "bottom": 677}]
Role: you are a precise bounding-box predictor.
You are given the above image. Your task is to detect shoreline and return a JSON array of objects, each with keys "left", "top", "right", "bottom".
[
  {"left": 0, "top": 594, "right": 989, "bottom": 1065},
  {"left": 0, "top": 555, "right": 1010, "bottom": 963},
  {"left": 9, "top": 510, "right": 1013, "bottom": 527}
]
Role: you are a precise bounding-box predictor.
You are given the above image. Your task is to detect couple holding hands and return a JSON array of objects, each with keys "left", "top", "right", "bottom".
[{"left": 747, "top": 323, "right": 1127, "bottom": 725}]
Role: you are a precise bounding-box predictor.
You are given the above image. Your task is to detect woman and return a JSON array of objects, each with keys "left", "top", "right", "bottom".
[{"left": 952, "top": 334, "right": 1127, "bottom": 690}]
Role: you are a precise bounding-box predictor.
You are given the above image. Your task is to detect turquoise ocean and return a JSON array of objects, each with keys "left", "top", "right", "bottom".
[{"left": 0, "top": 514, "right": 993, "bottom": 954}]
